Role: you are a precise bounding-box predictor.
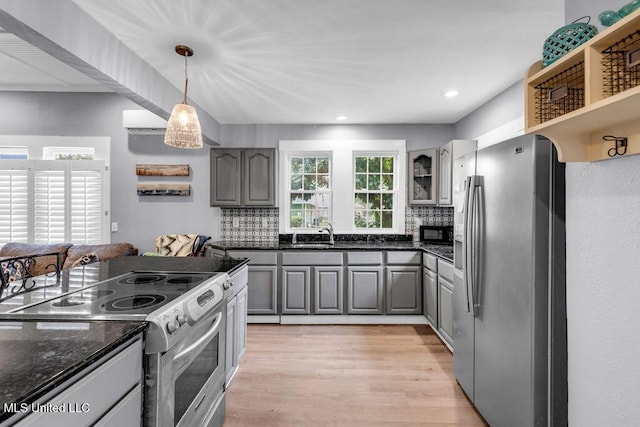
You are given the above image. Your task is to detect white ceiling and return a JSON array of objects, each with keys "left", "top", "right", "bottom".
[{"left": 2, "top": 1, "right": 565, "bottom": 124}]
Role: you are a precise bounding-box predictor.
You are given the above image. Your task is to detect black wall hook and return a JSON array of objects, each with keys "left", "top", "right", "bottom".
[{"left": 603, "top": 135, "right": 628, "bottom": 157}]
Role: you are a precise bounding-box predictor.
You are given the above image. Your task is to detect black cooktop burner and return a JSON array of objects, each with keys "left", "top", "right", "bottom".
[
  {"left": 100, "top": 294, "right": 167, "bottom": 312},
  {"left": 166, "top": 275, "right": 205, "bottom": 285},
  {"left": 118, "top": 274, "right": 167, "bottom": 285}
]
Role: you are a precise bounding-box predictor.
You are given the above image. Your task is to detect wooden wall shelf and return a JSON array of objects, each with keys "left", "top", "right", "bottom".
[{"left": 525, "top": 9, "right": 640, "bottom": 162}]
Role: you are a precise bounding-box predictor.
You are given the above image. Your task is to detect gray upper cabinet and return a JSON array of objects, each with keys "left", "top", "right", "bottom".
[
  {"left": 210, "top": 148, "right": 276, "bottom": 207},
  {"left": 210, "top": 149, "right": 242, "bottom": 206},
  {"left": 438, "top": 141, "right": 453, "bottom": 205},
  {"left": 243, "top": 149, "right": 275, "bottom": 206},
  {"left": 408, "top": 148, "right": 438, "bottom": 205}
]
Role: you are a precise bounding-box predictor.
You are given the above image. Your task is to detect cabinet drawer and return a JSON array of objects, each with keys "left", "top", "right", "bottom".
[
  {"left": 228, "top": 251, "right": 278, "bottom": 265},
  {"left": 93, "top": 384, "right": 141, "bottom": 427},
  {"left": 346, "top": 251, "right": 383, "bottom": 265},
  {"left": 282, "top": 252, "right": 343, "bottom": 266},
  {"left": 17, "top": 338, "right": 142, "bottom": 426},
  {"left": 387, "top": 251, "right": 421, "bottom": 265},
  {"left": 438, "top": 259, "right": 454, "bottom": 283},
  {"left": 423, "top": 253, "right": 438, "bottom": 272}
]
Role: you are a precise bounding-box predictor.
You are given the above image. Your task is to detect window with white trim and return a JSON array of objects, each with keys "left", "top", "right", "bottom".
[
  {"left": 0, "top": 137, "right": 110, "bottom": 245},
  {"left": 279, "top": 140, "right": 406, "bottom": 234},
  {"left": 353, "top": 155, "right": 395, "bottom": 229},
  {"left": 287, "top": 154, "right": 331, "bottom": 230}
]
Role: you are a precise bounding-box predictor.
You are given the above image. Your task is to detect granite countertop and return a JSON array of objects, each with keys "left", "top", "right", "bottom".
[
  {"left": 208, "top": 240, "right": 453, "bottom": 262},
  {"left": 0, "top": 320, "right": 146, "bottom": 422}
]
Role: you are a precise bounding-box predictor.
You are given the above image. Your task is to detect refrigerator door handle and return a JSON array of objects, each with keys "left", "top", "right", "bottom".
[
  {"left": 471, "top": 177, "right": 484, "bottom": 317},
  {"left": 463, "top": 175, "right": 474, "bottom": 314}
]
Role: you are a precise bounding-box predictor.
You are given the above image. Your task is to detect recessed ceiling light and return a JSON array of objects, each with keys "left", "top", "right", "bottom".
[
  {"left": 444, "top": 90, "right": 459, "bottom": 98},
  {"left": 335, "top": 115, "right": 347, "bottom": 121}
]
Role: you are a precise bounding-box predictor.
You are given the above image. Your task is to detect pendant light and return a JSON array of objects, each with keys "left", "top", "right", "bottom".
[{"left": 164, "top": 45, "right": 203, "bottom": 149}]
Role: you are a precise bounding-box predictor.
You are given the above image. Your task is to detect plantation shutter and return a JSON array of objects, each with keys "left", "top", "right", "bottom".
[
  {"left": 34, "top": 167, "right": 67, "bottom": 244},
  {"left": 70, "top": 163, "right": 103, "bottom": 244},
  {"left": 0, "top": 165, "right": 29, "bottom": 243}
]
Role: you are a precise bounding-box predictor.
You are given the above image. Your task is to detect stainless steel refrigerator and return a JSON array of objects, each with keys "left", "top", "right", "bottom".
[{"left": 452, "top": 134, "right": 567, "bottom": 426}]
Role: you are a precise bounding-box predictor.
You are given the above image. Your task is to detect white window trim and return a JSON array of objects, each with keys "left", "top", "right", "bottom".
[{"left": 279, "top": 140, "right": 406, "bottom": 234}]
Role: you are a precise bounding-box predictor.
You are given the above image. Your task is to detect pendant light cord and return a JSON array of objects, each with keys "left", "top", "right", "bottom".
[{"left": 183, "top": 53, "right": 189, "bottom": 104}]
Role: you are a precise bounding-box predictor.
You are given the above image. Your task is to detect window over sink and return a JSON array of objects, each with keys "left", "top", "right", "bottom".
[{"left": 279, "top": 140, "right": 406, "bottom": 234}]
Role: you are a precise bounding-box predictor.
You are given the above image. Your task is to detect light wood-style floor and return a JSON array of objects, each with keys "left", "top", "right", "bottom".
[{"left": 224, "top": 324, "right": 487, "bottom": 426}]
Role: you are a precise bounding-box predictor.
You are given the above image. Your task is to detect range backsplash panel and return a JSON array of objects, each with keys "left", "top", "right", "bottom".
[{"left": 220, "top": 206, "right": 453, "bottom": 244}]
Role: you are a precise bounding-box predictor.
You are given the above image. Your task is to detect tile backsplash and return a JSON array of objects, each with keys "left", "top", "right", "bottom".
[
  {"left": 220, "top": 208, "right": 279, "bottom": 243},
  {"left": 220, "top": 206, "right": 453, "bottom": 243}
]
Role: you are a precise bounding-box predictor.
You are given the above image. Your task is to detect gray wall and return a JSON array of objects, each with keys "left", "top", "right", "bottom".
[
  {"left": 0, "top": 91, "right": 220, "bottom": 253},
  {"left": 453, "top": 0, "right": 640, "bottom": 424},
  {"left": 220, "top": 123, "right": 453, "bottom": 151}
]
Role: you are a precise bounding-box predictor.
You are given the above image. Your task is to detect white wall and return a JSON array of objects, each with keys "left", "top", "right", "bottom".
[{"left": 563, "top": 0, "right": 640, "bottom": 425}]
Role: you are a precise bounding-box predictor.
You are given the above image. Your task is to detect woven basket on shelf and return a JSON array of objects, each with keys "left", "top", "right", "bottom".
[{"left": 543, "top": 17, "right": 598, "bottom": 67}]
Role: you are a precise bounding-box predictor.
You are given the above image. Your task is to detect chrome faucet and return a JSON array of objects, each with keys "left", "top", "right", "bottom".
[
  {"left": 292, "top": 231, "right": 298, "bottom": 244},
  {"left": 319, "top": 223, "right": 334, "bottom": 245}
]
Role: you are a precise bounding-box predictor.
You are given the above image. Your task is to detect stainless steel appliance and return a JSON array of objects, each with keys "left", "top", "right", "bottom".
[
  {"left": 452, "top": 134, "right": 567, "bottom": 426},
  {"left": 419, "top": 225, "right": 453, "bottom": 244},
  {"left": 4, "top": 270, "right": 230, "bottom": 427}
]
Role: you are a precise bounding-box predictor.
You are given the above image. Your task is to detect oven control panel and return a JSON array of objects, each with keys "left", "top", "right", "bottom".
[{"left": 145, "top": 273, "right": 228, "bottom": 353}]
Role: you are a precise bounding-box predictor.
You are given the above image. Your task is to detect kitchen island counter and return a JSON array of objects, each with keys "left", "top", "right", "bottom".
[{"left": 0, "top": 320, "right": 146, "bottom": 423}]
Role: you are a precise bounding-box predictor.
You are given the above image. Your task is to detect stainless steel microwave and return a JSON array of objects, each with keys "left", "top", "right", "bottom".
[{"left": 419, "top": 225, "right": 453, "bottom": 244}]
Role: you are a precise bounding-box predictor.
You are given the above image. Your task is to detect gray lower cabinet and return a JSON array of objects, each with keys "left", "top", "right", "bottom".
[
  {"left": 423, "top": 267, "right": 438, "bottom": 326},
  {"left": 347, "top": 267, "right": 384, "bottom": 314},
  {"left": 313, "top": 266, "right": 344, "bottom": 314},
  {"left": 282, "top": 266, "right": 311, "bottom": 314},
  {"left": 226, "top": 285, "right": 248, "bottom": 385},
  {"left": 247, "top": 265, "right": 278, "bottom": 314},
  {"left": 438, "top": 276, "right": 454, "bottom": 346},
  {"left": 14, "top": 337, "right": 143, "bottom": 426},
  {"left": 437, "top": 258, "right": 455, "bottom": 347},
  {"left": 386, "top": 266, "right": 422, "bottom": 314},
  {"left": 210, "top": 148, "right": 276, "bottom": 207}
]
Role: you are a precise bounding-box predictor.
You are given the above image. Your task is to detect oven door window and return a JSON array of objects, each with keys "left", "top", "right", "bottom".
[{"left": 174, "top": 333, "right": 219, "bottom": 425}]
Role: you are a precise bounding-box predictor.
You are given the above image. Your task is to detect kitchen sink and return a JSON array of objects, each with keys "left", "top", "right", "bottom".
[{"left": 290, "top": 243, "right": 335, "bottom": 248}]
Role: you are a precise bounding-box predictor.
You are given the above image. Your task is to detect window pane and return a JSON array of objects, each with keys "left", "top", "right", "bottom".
[
  {"left": 368, "top": 211, "right": 380, "bottom": 228},
  {"left": 354, "top": 211, "right": 367, "bottom": 228},
  {"left": 382, "top": 194, "right": 393, "bottom": 210},
  {"left": 303, "top": 175, "right": 316, "bottom": 190},
  {"left": 355, "top": 174, "right": 367, "bottom": 190},
  {"left": 382, "top": 157, "right": 394, "bottom": 173},
  {"left": 304, "top": 157, "right": 316, "bottom": 173},
  {"left": 311, "top": 193, "right": 331, "bottom": 209},
  {"left": 291, "top": 174, "right": 302, "bottom": 190},
  {"left": 354, "top": 193, "right": 367, "bottom": 209},
  {"left": 381, "top": 174, "right": 394, "bottom": 190},
  {"left": 368, "top": 174, "right": 380, "bottom": 190},
  {"left": 317, "top": 174, "right": 329, "bottom": 190},
  {"left": 367, "top": 157, "right": 380, "bottom": 173},
  {"left": 290, "top": 210, "right": 303, "bottom": 228},
  {"left": 355, "top": 157, "right": 367, "bottom": 173},
  {"left": 317, "top": 157, "right": 329, "bottom": 174},
  {"left": 291, "top": 158, "right": 303, "bottom": 173},
  {"left": 290, "top": 193, "right": 304, "bottom": 208},
  {"left": 368, "top": 194, "right": 381, "bottom": 209},
  {"left": 381, "top": 211, "right": 393, "bottom": 228}
]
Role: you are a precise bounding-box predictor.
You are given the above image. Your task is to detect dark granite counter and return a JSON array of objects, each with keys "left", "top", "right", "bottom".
[
  {"left": 208, "top": 240, "right": 454, "bottom": 263},
  {"left": 0, "top": 320, "right": 145, "bottom": 423}
]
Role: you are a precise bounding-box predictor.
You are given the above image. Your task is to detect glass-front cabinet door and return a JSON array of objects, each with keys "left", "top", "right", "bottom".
[{"left": 408, "top": 148, "right": 438, "bottom": 205}]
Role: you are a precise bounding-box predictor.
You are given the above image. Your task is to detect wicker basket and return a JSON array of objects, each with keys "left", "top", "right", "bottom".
[{"left": 543, "top": 17, "right": 598, "bottom": 67}]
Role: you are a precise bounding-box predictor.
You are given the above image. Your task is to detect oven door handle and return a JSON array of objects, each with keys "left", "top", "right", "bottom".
[{"left": 174, "top": 312, "right": 223, "bottom": 363}]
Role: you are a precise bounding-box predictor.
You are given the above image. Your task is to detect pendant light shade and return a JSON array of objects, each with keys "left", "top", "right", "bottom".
[{"left": 164, "top": 45, "right": 203, "bottom": 149}]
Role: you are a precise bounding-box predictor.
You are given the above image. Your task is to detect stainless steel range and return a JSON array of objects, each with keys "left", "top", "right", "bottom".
[{"left": 4, "top": 270, "right": 230, "bottom": 427}]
